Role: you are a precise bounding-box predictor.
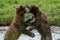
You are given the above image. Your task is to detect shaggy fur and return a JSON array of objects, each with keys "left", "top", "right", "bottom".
[
  {"left": 4, "top": 6, "right": 34, "bottom": 40},
  {"left": 28, "top": 5, "right": 52, "bottom": 40}
]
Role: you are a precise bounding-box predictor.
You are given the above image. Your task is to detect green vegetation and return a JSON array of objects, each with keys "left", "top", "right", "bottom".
[{"left": 0, "top": 0, "right": 60, "bottom": 26}]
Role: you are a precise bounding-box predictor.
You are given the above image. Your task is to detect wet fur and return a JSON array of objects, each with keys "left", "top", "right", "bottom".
[
  {"left": 4, "top": 6, "right": 34, "bottom": 40},
  {"left": 28, "top": 5, "right": 52, "bottom": 40}
]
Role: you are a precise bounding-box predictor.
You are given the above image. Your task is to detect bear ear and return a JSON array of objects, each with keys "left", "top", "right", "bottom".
[
  {"left": 16, "top": 8, "right": 18, "bottom": 10},
  {"left": 20, "top": 5, "right": 23, "bottom": 8},
  {"left": 31, "top": 5, "right": 39, "bottom": 9},
  {"left": 16, "top": 6, "right": 19, "bottom": 10},
  {"left": 20, "top": 5, "right": 28, "bottom": 9},
  {"left": 16, "top": 6, "right": 23, "bottom": 10}
]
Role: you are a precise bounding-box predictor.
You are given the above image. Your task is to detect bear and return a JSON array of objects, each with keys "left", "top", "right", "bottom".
[
  {"left": 27, "top": 5, "right": 52, "bottom": 40},
  {"left": 4, "top": 5, "right": 35, "bottom": 40}
]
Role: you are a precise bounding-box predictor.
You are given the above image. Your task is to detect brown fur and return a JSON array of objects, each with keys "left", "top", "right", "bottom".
[
  {"left": 28, "top": 5, "right": 52, "bottom": 40},
  {"left": 4, "top": 6, "right": 34, "bottom": 40}
]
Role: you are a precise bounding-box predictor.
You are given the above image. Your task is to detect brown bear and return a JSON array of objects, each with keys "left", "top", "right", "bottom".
[
  {"left": 27, "top": 5, "right": 52, "bottom": 40},
  {"left": 4, "top": 5, "right": 34, "bottom": 40}
]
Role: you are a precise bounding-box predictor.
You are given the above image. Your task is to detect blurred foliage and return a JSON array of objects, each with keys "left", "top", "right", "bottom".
[{"left": 0, "top": 0, "right": 60, "bottom": 26}]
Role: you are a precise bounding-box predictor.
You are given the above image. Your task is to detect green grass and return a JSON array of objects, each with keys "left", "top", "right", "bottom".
[{"left": 0, "top": 0, "right": 60, "bottom": 26}]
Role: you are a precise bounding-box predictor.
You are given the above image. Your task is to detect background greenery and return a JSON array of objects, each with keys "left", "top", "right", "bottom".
[{"left": 0, "top": 0, "right": 60, "bottom": 26}]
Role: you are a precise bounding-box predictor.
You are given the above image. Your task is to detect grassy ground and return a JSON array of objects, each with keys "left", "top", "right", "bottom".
[{"left": 0, "top": 0, "right": 60, "bottom": 26}]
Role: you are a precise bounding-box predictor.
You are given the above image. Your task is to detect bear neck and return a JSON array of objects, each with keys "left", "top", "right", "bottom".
[
  {"left": 10, "top": 13, "right": 24, "bottom": 27},
  {"left": 35, "top": 9, "right": 42, "bottom": 17}
]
